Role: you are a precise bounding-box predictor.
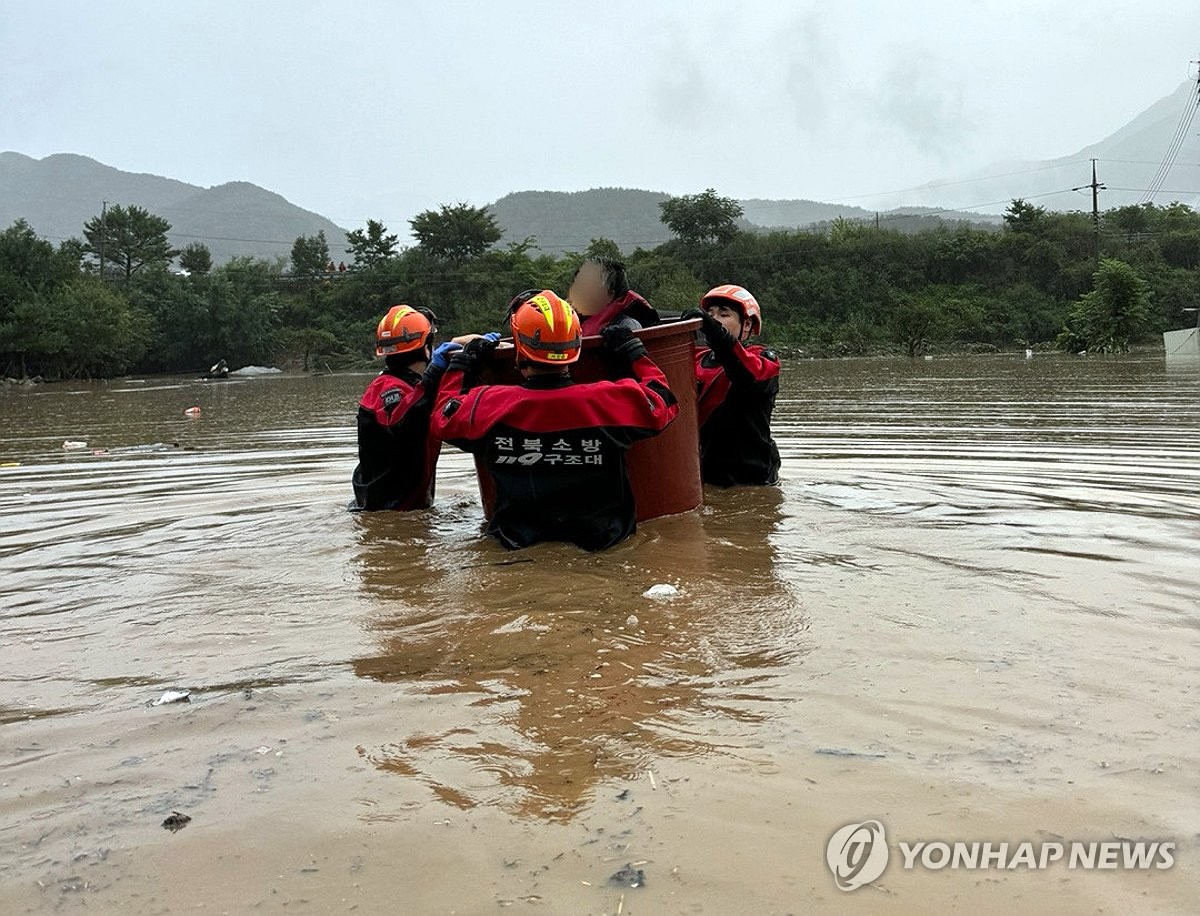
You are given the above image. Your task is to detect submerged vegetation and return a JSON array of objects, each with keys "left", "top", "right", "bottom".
[{"left": 2, "top": 191, "right": 1197, "bottom": 379}]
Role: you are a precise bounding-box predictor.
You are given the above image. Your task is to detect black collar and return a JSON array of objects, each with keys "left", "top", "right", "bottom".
[
  {"left": 523, "top": 373, "right": 573, "bottom": 390},
  {"left": 382, "top": 365, "right": 422, "bottom": 383}
]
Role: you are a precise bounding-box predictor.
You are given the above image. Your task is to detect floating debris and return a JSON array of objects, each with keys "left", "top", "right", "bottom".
[
  {"left": 608, "top": 863, "right": 646, "bottom": 888},
  {"left": 62, "top": 440, "right": 88, "bottom": 450},
  {"left": 161, "top": 811, "right": 191, "bottom": 833},
  {"left": 642, "top": 583, "right": 679, "bottom": 600},
  {"left": 815, "top": 747, "right": 886, "bottom": 759},
  {"left": 183, "top": 406, "right": 202, "bottom": 418},
  {"left": 229, "top": 365, "right": 282, "bottom": 377},
  {"left": 491, "top": 614, "right": 550, "bottom": 635},
  {"left": 151, "top": 690, "right": 191, "bottom": 706},
  {"left": 625, "top": 614, "right": 639, "bottom": 627}
]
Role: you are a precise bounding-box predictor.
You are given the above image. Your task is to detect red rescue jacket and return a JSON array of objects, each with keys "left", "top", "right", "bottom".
[
  {"left": 351, "top": 363, "right": 446, "bottom": 510},
  {"left": 432, "top": 355, "right": 678, "bottom": 550},
  {"left": 579, "top": 291, "right": 659, "bottom": 337},
  {"left": 695, "top": 340, "right": 781, "bottom": 486}
]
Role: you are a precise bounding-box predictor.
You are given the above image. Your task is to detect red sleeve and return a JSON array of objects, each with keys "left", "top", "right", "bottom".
[
  {"left": 431, "top": 367, "right": 491, "bottom": 447},
  {"left": 709, "top": 341, "right": 780, "bottom": 388},
  {"left": 432, "top": 359, "right": 678, "bottom": 442},
  {"left": 731, "top": 343, "right": 780, "bottom": 384},
  {"left": 611, "top": 353, "right": 679, "bottom": 431}
]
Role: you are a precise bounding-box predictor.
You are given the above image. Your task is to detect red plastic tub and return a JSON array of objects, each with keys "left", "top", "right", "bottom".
[{"left": 472, "top": 318, "right": 703, "bottom": 522}]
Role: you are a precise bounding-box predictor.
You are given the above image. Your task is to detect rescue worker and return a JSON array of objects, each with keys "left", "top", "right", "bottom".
[
  {"left": 432, "top": 290, "right": 678, "bottom": 550},
  {"left": 352, "top": 304, "right": 483, "bottom": 510},
  {"left": 682, "top": 285, "right": 781, "bottom": 486},
  {"left": 567, "top": 256, "right": 659, "bottom": 335}
]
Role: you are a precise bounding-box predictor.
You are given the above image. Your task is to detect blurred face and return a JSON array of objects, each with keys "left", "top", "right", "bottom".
[
  {"left": 705, "top": 303, "right": 752, "bottom": 341},
  {"left": 567, "top": 261, "right": 609, "bottom": 316}
]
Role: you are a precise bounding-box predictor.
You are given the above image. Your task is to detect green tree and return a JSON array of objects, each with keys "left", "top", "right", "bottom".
[
  {"left": 11, "top": 277, "right": 151, "bottom": 378},
  {"left": 583, "top": 237, "right": 623, "bottom": 261},
  {"left": 290, "top": 230, "right": 331, "bottom": 278},
  {"left": 659, "top": 189, "right": 744, "bottom": 246},
  {"left": 82, "top": 204, "right": 178, "bottom": 282},
  {"left": 58, "top": 237, "right": 86, "bottom": 271},
  {"left": 1058, "top": 258, "right": 1151, "bottom": 353},
  {"left": 892, "top": 297, "right": 937, "bottom": 357},
  {"left": 1003, "top": 199, "right": 1048, "bottom": 235},
  {"left": 410, "top": 203, "right": 502, "bottom": 261},
  {"left": 1108, "top": 204, "right": 1153, "bottom": 243},
  {"left": 0, "top": 219, "right": 76, "bottom": 291},
  {"left": 179, "top": 241, "right": 213, "bottom": 276},
  {"left": 346, "top": 219, "right": 399, "bottom": 269},
  {"left": 278, "top": 327, "right": 343, "bottom": 372}
]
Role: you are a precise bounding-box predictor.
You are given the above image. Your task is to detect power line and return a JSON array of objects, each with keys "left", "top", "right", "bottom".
[
  {"left": 815, "top": 160, "right": 1091, "bottom": 204},
  {"left": 1106, "top": 187, "right": 1200, "bottom": 195},
  {"left": 1137, "top": 63, "right": 1200, "bottom": 204}
]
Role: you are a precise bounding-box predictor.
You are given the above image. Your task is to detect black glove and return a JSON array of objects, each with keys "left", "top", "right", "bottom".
[
  {"left": 683, "top": 308, "right": 734, "bottom": 350},
  {"left": 601, "top": 324, "right": 647, "bottom": 362},
  {"left": 448, "top": 335, "right": 498, "bottom": 374},
  {"left": 463, "top": 334, "right": 500, "bottom": 359}
]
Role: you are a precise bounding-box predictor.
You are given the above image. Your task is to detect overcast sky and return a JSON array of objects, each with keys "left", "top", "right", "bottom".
[{"left": 2, "top": 0, "right": 1197, "bottom": 231}]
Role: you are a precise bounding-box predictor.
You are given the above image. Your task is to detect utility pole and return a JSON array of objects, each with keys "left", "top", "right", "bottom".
[
  {"left": 1072, "top": 160, "right": 1104, "bottom": 266},
  {"left": 99, "top": 200, "right": 107, "bottom": 280}
]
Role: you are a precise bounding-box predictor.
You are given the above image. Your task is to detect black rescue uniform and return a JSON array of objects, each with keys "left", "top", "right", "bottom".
[
  {"left": 694, "top": 335, "right": 781, "bottom": 487},
  {"left": 351, "top": 361, "right": 446, "bottom": 510},
  {"left": 432, "top": 354, "right": 679, "bottom": 550}
]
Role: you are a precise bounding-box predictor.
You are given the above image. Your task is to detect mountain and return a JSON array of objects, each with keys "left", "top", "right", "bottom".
[
  {"left": 0, "top": 152, "right": 349, "bottom": 264},
  {"left": 490, "top": 189, "right": 1001, "bottom": 254},
  {"left": 489, "top": 188, "right": 675, "bottom": 254},
  {"left": 489, "top": 83, "right": 1199, "bottom": 251},
  {"left": 6, "top": 80, "right": 1194, "bottom": 264},
  {"left": 877, "top": 80, "right": 1200, "bottom": 213}
]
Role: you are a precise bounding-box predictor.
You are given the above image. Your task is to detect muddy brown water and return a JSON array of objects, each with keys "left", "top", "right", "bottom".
[{"left": 1, "top": 354, "right": 1197, "bottom": 915}]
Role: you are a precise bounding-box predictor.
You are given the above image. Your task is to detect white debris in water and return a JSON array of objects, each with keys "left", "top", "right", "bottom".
[
  {"left": 625, "top": 614, "right": 639, "bottom": 627},
  {"left": 491, "top": 614, "right": 550, "bottom": 635},
  {"left": 1025, "top": 349, "right": 1034, "bottom": 359},
  {"left": 151, "top": 690, "right": 190, "bottom": 706},
  {"left": 62, "top": 440, "right": 88, "bottom": 450},
  {"left": 229, "top": 365, "right": 282, "bottom": 377},
  {"left": 642, "top": 583, "right": 680, "bottom": 600}
]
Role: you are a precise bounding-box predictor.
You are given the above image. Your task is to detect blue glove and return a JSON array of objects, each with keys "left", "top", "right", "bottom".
[
  {"left": 430, "top": 341, "right": 462, "bottom": 371},
  {"left": 482, "top": 332, "right": 501, "bottom": 344}
]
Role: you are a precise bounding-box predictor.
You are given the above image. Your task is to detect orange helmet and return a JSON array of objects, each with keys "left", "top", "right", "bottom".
[
  {"left": 510, "top": 290, "right": 582, "bottom": 365},
  {"left": 375, "top": 304, "right": 432, "bottom": 357},
  {"left": 701, "top": 284, "right": 762, "bottom": 335}
]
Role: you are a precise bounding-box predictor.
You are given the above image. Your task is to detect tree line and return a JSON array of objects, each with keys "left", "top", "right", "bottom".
[{"left": 1, "top": 189, "right": 1196, "bottom": 379}]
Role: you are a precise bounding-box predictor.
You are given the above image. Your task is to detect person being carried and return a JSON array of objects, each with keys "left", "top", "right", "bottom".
[
  {"left": 432, "top": 290, "right": 678, "bottom": 550},
  {"left": 567, "top": 256, "right": 659, "bottom": 336},
  {"left": 351, "top": 303, "right": 494, "bottom": 510},
  {"left": 682, "top": 285, "right": 781, "bottom": 487}
]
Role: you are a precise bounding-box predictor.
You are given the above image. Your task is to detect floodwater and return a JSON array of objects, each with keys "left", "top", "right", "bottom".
[{"left": 1, "top": 354, "right": 1197, "bottom": 915}]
